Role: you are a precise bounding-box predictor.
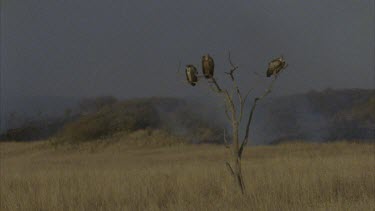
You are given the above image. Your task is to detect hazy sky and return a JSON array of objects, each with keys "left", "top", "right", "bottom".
[{"left": 1, "top": 0, "right": 374, "bottom": 100}]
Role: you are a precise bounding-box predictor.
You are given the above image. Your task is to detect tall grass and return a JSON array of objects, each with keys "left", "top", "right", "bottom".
[{"left": 1, "top": 141, "right": 374, "bottom": 210}]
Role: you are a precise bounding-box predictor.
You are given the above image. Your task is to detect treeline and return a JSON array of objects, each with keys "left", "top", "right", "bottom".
[
  {"left": 263, "top": 88, "right": 375, "bottom": 144},
  {"left": 0, "top": 97, "right": 224, "bottom": 144},
  {"left": 1, "top": 88, "right": 374, "bottom": 144}
]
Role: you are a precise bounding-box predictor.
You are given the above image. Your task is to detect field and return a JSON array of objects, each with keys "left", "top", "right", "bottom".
[{"left": 1, "top": 140, "right": 374, "bottom": 211}]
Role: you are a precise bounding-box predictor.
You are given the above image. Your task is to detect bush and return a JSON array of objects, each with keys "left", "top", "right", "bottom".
[
  {"left": 58, "top": 100, "right": 160, "bottom": 143},
  {"left": 56, "top": 97, "right": 224, "bottom": 145}
]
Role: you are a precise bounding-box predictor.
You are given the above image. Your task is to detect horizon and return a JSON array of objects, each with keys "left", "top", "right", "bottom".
[{"left": 1, "top": 87, "right": 374, "bottom": 135}]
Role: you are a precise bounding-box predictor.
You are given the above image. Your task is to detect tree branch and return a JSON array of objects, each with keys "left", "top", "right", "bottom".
[
  {"left": 224, "top": 103, "right": 232, "bottom": 121},
  {"left": 224, "top": 91, "right": 237, "bottom": 121},
  {"left": 223, "top": 128, "right": 230, "bottom": 148},
  {"left": 226, "top": 162, "right": 235, "bottom": 176},
  {"left": 238, "top": 75, "right": 279, "bottom": 158},
  {"left": 210, "top": 77, "right": 223, "bottom": 93},
  {"left": 225, "top": 52, "right": 242, "bottom": 103},
  {"left": 225, "top": 52, "right": 239, "bottom": 80},
  {"left": 225, "top": 52, "right": 247, "bottom": 125},
  {"left": 210, "top": 76, "right": 237, "bottom": 123},
  {"left": 238, "top": 88, "right": 253, "bottom": 123}
]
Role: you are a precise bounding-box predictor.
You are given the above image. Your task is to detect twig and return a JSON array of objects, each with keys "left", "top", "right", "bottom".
[
  {"left": 243, "top": 88, "right": 253, "bottom": 104},
  {"left": 223, "top": 128, "right": 230, "bottom": 148},
  {"left": 224, "top": 103, "right": 232, "bottom": 121},
  {"left": 224, "top": 51, "right": 245, "bottom": 124},
  {"left": 210, "top": 77, "right": 223, "bottom": 93},
  {"left": 225, "top": 51, "right": 239, "bottom": 80}
]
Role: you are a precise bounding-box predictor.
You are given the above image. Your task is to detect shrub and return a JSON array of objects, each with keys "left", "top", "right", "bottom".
[{"left": 58, "top": 100, "right": 160, "bottom": 143}]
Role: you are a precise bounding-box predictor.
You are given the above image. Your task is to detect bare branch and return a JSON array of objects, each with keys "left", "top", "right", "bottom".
[
  {"left": 210, "top": 77, "right": 223, "bottom": 93},
  {"left": 243, "top": 88, "right": 253, "bottom": 104},
  {"left": 224, "top": 91, "right": 236, "bottom": 119},
  {"left": 209, "top": 83, "right": 221, "bottom": 93},
  {"left": 239, "top": 75, "right": 279, "bottom": 158},
  {"left": 210, "top": 77, "right": 237, "bottom": 123},
  {"left": 238, "top": 88, "right": 253, "bottom": 123},
  {"left": 224, "top": 103, "right": 232, "bottom": 121},
  {"left": 230, "top": 87, "right": 236, "bottom": 103},
  {"left": 226, "top": 162, "right": 235, "bottom": 176},
  {"left": 224, "top": 52, "right": 245, "bottom": 124},
  {"left": 225, "top": 51, "right": 239, "bottom": 78},
  {"left": 223, "top": 128, "right": 230, "bottom": 148}
]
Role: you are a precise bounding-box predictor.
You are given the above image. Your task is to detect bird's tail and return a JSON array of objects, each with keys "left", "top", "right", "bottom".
[{"left": 266, "top": 69, "right": 273, "bottom": 77}]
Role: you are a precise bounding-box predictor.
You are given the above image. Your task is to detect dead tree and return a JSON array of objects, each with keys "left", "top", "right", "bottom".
[{"left": 183, "top": 53, "right": 287, "bottom": 194}]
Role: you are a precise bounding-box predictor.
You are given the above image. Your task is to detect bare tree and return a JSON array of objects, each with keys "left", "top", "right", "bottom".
[{"left": 183, "top": 52, "right": 287, "bottom": 194}]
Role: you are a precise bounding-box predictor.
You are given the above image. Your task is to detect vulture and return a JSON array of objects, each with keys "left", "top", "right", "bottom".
[
  {"left": 185, "top": 65, "right": 198, "bottom": 86},
  {"left": 266, "top": 56, "right": 287, "bottom": 77},
  {"left": 202, "top": 54, "right": 215, "bottom": 78}
]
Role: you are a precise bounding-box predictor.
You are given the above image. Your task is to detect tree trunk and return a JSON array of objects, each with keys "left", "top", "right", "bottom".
[
  {"left": 232, "top": 121, "right": 246, "bottom": 193},
  {"left": 234, "top": 156, "right": 245, "bottom": 194}
]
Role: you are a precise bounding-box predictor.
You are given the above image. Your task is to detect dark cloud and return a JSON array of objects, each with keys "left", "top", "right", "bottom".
[{"left": 1, "top": 0, "right": 374, "bottom": 99}]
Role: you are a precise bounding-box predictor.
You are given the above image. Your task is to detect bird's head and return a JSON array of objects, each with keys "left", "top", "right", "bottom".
[{"left": 202, "top": 54, "right": 210, "bottom": 61}]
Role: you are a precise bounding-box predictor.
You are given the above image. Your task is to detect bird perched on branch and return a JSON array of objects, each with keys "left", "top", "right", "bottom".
[
  {"left": 266, "top": 56, "right": 287, "bottom": 77},
  {"left": 185, "top": 65, "right": 198, "bottom": 86},
  {"left": 202, "top": 54, "right": 215, "bottom": 79}
]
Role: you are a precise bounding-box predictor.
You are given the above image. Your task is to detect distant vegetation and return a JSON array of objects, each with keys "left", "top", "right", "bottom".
[
  {"left": 56, "top": 97, "right": 223, "bottom": 145},
  {"left": 1, "top": 88, "right": 374, "bottom": 144},
  {"left": 58, "top": 99, "right": 160, "bottom": 143},
  {"left": 335, "top": 95, "right": 375, "bottom": 123},
  {"left": 261, "top": 88, "right": 375, "bottom": 144}
]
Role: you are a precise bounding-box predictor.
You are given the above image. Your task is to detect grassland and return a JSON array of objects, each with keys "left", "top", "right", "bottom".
[{"left": 1, "top": 140, "right": 374, "bottom": 211}]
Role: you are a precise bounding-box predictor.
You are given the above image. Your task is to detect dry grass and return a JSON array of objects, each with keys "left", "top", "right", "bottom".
[{"left": 1, "top": 140, "right": 374, "bottom": 211}]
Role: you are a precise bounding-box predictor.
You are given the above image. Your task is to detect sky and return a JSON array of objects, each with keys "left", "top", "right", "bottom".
[{"left": 0, "top": 1, "right": 374, "bottom": 103}]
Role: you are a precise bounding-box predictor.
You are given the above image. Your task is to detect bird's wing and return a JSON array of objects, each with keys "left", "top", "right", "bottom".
[
  {"left": 185, "top": 68, "right": 190, "bottom": 81},
  {"left": 268, "top": 60, "right": 280, "bottom": 70},
  {"left": 202, "top": 61, "right": 209, "bottom": 72},
  {"left": 266, "top": 68, "right": 274, "bottom": 77},
  {"left": 209, "top": 57, "right": 215, "bottom": 68}
]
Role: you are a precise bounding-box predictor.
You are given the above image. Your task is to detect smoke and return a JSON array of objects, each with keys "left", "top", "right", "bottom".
[
  {"left": 152, "top": 97, "right": 228, "bottom": 144},
  {"left": 250, "top": 89, "right": 375, "bottom": 144},
  {"left": 294, "top": 97, "right": 330, "bottom": 142},
  {"left": 1, "top": 89, "right": 373, "bottom": 143}
]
